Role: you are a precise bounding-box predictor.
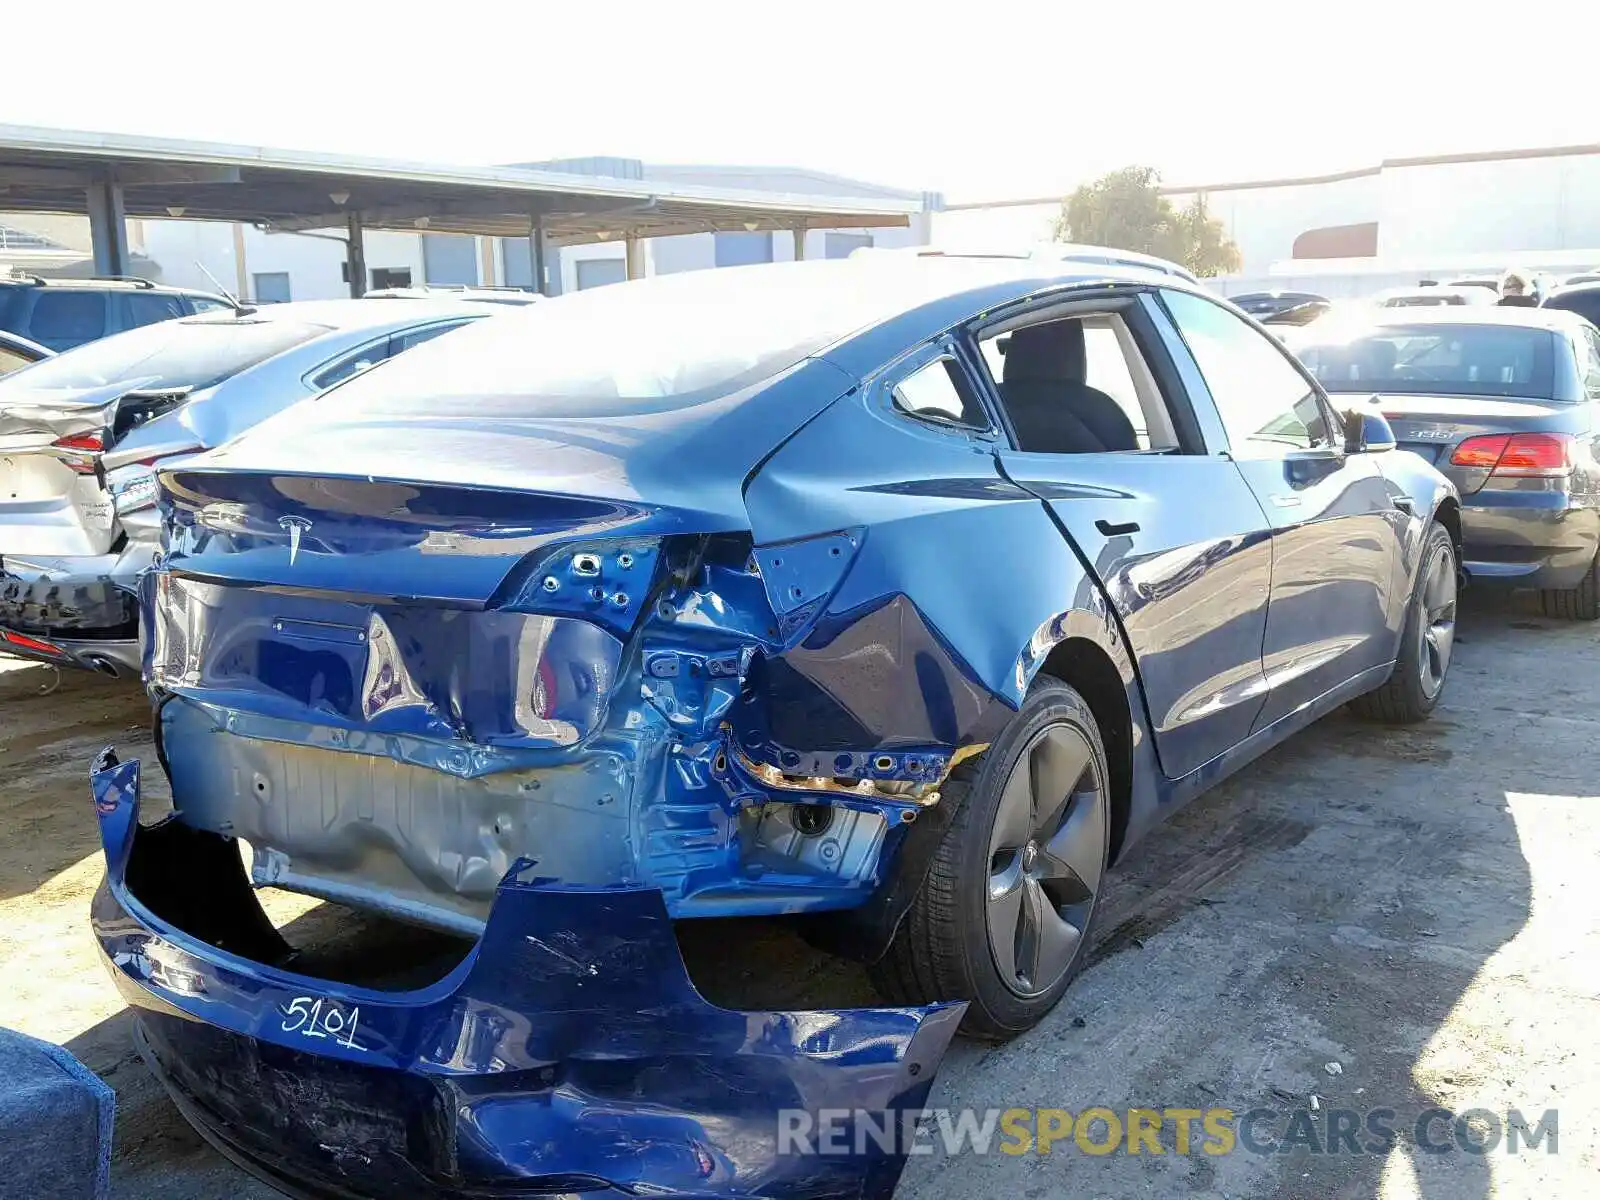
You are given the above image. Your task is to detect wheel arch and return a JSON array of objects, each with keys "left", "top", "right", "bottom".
[
  {"left": 1433, "top": 494, "right": 1462, "bottom": 562},
  {"left": 1037, "top": 636, "right": 1135, "bottom": 865}
]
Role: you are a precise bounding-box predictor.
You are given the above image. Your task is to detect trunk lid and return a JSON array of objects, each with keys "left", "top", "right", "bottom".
[
  {"left": 151, "top": 461, "right": 743, "bottom": 752},
  {"left": 1351, "top": 392, "right": 1589, "bottom": 495},
  {"left": 0, "top": 380, "right": 189, "bottom": 555}
]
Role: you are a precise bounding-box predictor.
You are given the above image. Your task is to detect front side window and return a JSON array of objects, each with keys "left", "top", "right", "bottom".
[
  {"left": 976, "top": 312, "right": 1179, "bottom": 454},
  {"left": 115, "top": 291, "right": 187, "bottom": 329},
  {"left": 1162, "top": 289, "right": 1333, "bottom": 455}
]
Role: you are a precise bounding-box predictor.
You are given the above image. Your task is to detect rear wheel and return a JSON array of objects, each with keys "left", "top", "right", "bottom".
[
  {"left": 1351, "top": 521, "right": 1456, "bottom": 724},
  {"left": 870, "top": 678, "right": 1110, "bottom": 1041},
  {"left": 1540, "top": 551, "right": 1600, "bottom": 621}
]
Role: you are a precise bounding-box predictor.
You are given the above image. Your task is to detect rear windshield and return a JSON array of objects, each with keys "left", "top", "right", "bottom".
[
  {"left": 2, "top": 315, "right": 329, "bottom": 393},
  {"left": 291, "top": 260, "right": 1007, "bottom": 421},
  {"left": 1293, "top": 324, "right": 1558, "bottom": 399}
]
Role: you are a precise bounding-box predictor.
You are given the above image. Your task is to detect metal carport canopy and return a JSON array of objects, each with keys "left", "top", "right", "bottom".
[{"left": 0, "top": 124, "right": 919, "bottom": 245}]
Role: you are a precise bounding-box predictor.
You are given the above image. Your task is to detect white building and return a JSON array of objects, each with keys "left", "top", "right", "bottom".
[{"left": 936, "top": 142, "right": 1600, "bottom": 290}]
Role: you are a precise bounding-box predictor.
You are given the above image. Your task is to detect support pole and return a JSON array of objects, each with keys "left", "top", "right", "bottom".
[
  {"left": 345, "top": 211, "right": 367, "bottom": 298},
  {"left": 792, "top": 226, "right": 807, "bottom": 261},
  {"left": 86, "top": 181, "right": 131, "bottom": 277},
  {"left": 625, "top": 236, "right": 645, "bottom": 281},
  {"left": 530, "top": 211, "right": 548, "bottom": 296}
]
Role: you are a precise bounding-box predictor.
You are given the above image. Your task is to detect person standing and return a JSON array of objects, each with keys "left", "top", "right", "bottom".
[{"left": 1498, "top": 268, "right": 1538, "bottom": 307}]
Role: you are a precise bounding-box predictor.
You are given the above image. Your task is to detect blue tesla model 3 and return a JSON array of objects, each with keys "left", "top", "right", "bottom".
[{"left": 88, "top": 255, "right": 1459, "bottom": 1199}]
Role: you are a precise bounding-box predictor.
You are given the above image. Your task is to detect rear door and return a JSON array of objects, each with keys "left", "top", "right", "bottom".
[
  {"left": 1156, "top": 289, "right": 1407, "bottom": 729},
  {"left": 975, "top": 291, "right": 1274, "bottom": 780}
]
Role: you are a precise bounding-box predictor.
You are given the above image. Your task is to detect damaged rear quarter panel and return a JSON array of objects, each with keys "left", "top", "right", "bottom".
[{"left": 740, "top": 361, "right": 1135, "bottom": 760}]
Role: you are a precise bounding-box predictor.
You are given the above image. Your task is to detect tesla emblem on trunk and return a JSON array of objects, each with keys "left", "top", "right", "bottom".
[{"left": 279, "top": 515, "right": 312, "bottom": 565}]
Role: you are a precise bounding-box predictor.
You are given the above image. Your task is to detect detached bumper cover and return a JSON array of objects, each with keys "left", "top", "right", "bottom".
[{"left": 91, "top": 752, "right": 963, "bottom": 1200}]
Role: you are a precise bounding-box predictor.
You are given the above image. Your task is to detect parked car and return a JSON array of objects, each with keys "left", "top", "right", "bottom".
[
  {"left": 87, "top": 257, "right": 1459, "bottom": 1200},
  {"left": 1541, "top": 280, "right": 1600, "bottom": 327},
  {"left": 364, "top": 284, "right": 543, "bottom": 305},
  {"left": 0, "top": 273, "right": 236, "bottom": 351},
  {"left": 0, "top": 329, "right": 51, "bottom": 377},
  {"left": 1230, "top": 290, "right": 1331, "bottom": 323},
  {"left": 0, "top": 299, "right": 501, "bottom": 675},
  {"left": 1286, "top": 306, "right": 1600, "bottom": 616},
  {"left": 1374, "top": 283, "right": 1497, "bottom": 308}
]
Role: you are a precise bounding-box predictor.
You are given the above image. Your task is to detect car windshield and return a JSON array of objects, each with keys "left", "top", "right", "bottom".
[
  {"left": 2, "top": 315, "right": 329, "bottom": 393},
  {"left": 1294, "top": 324, "right": 1558, "bottom": 399}
]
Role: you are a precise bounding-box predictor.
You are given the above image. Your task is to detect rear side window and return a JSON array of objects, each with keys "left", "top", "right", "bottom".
[
  {"left": 114, "top": 291, "right": 187, "bottom": 330},
  {"left": 891, "top": 356, "right": 987, "bottom": 428},
  {"left": 390, "top": 320, "right": 471, "bottom": 355},
  {"left": 0, "top": 344, "right": 32, "bottom": 376},
  {"left": 188, "top": 296, "right": 235, "bottom": 314},
  {"left": 29, "top": 291, "right": 106, "bottom": 349}
]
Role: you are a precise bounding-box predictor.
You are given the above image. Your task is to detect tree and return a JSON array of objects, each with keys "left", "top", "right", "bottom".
[{"left": 1053, "top": 166, "right": 1241, "bottom": 277}]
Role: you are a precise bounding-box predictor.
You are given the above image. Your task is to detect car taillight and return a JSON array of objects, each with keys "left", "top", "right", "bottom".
[
  {"left": 50, "top": 431, "right": 105, "bottom": 475},
  {"left": 1448, "top": 435, "right": 1508, "bottom": 468},
  {"left": 1449, "top": 432, "right": 1572, "bottom": 477}
]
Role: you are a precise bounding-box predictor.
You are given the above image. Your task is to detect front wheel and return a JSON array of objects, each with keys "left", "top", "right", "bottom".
[
  {"left": 870, "top": 678, "right": 1110, "bottom": 1041},
  {"left": 1351, "top": 521, "right": 1457, "bottom": 724}
]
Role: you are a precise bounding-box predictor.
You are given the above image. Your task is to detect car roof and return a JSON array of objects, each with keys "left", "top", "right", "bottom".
[
  {"left": 0, "top": 273, "right": 228, "bottom": 299},
  {"left": 184, "top": 297, "right": 504, "bottom": 333},
  {"left": 446, "top": 255, "right": 1203, "bottom": 373},
  {"left": 1320, "top": 305, "right": 1590, "bottom": 333},
  {"left": 1546, "top": 280, "right": 1600, "bottom": 299}
]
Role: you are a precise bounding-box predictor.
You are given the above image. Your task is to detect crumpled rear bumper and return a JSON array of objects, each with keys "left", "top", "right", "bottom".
[
  {"left": 0, "top": 546, "right": 151, "bottom": 674},
  {"left": 91, "top": 751, "right": 963, "bottom": 1200}
]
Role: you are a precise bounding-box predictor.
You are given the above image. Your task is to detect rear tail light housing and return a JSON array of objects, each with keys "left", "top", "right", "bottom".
[
  {"left": 1449, "top": 432, "right": 1573, "bottom": 477},
  {"left": 50, "top": 430, "right": 105, "bottom": 475},
  {"left": 1, "top": 629, "right": 64, "bottom": 657}
]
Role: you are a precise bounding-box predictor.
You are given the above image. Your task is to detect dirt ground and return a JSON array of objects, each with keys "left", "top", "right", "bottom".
[{"left": 1, "top": 591, "right": 1595, "bottom": 1199}]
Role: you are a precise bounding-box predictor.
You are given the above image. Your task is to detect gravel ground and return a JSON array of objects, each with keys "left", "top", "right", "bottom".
[{"left": 0, "top": 591, "right": 1594, "bottom": 1198}]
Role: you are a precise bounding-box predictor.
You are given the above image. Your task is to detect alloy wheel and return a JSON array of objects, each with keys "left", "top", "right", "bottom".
[
  {"left": 1419, "top": 543, "right": 1457, "bottom": 699},
  {"left": 985, "top": 724, "right": 1106, "bottom": 997}
]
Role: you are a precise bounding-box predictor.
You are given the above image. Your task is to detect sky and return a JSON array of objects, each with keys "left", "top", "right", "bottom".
[{"left": 11, "top": 1, "right": 1600, "bottom": 203}]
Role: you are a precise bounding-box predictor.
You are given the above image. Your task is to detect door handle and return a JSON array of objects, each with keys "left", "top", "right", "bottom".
[
  {"left": 1393, "top": 496, "right": 1416, "bottom": 514},
  {"left": 1268, "top": 494, "right": 1302, "bottom": 508},
  {"left": 1096, "top": 519, "right": 1140, "bottom": 536}
]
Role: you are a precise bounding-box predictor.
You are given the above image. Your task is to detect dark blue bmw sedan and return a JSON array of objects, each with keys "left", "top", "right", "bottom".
[
  {"left": 89, "top": 256, "right": 1458, "bottom": 1200},
  {"left": 1289, "top": 307, "right": 1600, "bottom": 618}
]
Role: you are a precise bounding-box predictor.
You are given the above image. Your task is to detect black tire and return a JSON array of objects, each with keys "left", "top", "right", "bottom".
[
  {"left": 1540, "top": 551, "right": 1600, "bottom": 620},
  {"left": 1351, "top": 521, "right": 1457, "bottom": 724},
  {"left": 870, "top": 677, "right": 1110, "bottom": 1041}
]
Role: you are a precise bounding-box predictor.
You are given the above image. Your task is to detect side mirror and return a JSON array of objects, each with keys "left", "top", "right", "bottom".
[{"left": 1343, "top": 407, "right": 1397, "bottom": 454}]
